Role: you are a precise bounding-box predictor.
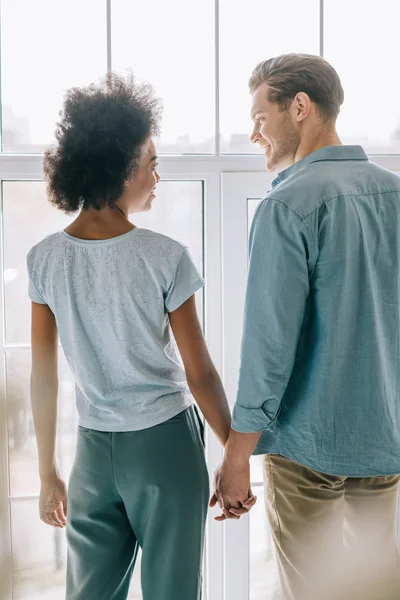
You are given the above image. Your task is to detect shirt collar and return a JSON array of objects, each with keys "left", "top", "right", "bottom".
[{"left": 271, "top": 145, "right": 369, "bottom": 188}]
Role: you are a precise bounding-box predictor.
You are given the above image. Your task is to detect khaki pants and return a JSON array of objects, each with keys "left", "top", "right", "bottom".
[{"left": 264, "top": 454, "right": 400, "bottom": 600}]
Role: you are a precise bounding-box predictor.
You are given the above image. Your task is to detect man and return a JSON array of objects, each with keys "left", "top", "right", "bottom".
[{"left": 211, "top": 54, "right": 400, "bottom": 599}]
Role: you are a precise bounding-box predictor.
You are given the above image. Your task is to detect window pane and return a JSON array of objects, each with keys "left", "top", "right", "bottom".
[
  {"left": 11, "top": 496, "right": 145, "bottom": 600},
  {"left": 3, "top": 181, "right": 204, "bottom": 345},
  {"left": 128, "top": 551, "right": 142, "bottom": 600},
  {"left": 111, "top": 0, "right": 215, "bottom": 154},
  {"left": 324, "top": 1, "right": 400, "bottom": 153},
  {"left": 3, "top": 182, "right": 72, "bottom": 345},
  {"left": 132, "top": 181, "right": 204, "bottom": 323},
  {"left": 1, "top": 0, "right": 106, "bottom": 153},
  {"left": 7, "top": 350, "right": 77, "bottom": 497},
  {"left": 132, "top": 181, "right": 204, "bottom": 269},
  {"left": 250, "top": 485, "right": 280, "bottom": 600},
  {"left": 248, "top": 198, "right": 261, "bottom": 233},
  {"left": 220, "top": 0, "right": 320, "bottom": 154},
  {"left": 11, "top": 500, "right": 143, "bottom": 598},
  {"left": 250, "top": 455, "right": 264, "bottom": 485},
  {"left": 11, "top": 500, "right": 66, "bottom": 599}
]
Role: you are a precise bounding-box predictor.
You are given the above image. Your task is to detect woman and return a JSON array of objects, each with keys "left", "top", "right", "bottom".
[{"left": 27, "top": 73, "right": 254, "bottom": 600}]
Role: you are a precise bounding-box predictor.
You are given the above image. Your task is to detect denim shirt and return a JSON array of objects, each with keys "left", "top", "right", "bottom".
[{"left": 232, "top": 145, "right": 400, "bottom": 476}]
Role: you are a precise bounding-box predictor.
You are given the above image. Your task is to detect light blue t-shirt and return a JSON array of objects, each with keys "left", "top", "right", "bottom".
[{"left": 27, "top": 227, "right": 204, "bottom": 432}]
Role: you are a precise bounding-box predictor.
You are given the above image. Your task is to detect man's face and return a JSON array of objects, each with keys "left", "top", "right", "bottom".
[{"left": 250, "top": 82, "right": 300, "bottom": 172}]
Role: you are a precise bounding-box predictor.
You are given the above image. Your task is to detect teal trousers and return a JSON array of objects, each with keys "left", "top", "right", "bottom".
[{"left": 66, "top": 406, "right": 209, "bottom": 600}]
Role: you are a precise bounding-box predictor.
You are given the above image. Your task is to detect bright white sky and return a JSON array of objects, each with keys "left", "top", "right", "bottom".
[{"left": 1, "top": 0, "right": 400, "bottom": 151}]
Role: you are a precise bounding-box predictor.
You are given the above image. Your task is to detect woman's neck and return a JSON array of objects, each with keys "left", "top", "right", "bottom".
[{"left": 64, "top": 206, "right": 134, "bottom": 241}]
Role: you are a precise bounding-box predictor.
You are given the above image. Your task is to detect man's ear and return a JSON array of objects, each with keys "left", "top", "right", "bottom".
[{"left": 293, "top": 92, "right": 312, "bottom": 122}]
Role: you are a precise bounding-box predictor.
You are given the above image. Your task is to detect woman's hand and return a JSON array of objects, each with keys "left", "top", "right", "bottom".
[
  {"left": 209, "top": 461, "right": 257, "bottom": 521},
  {"left": 39, "top": 474, "right": 68, "bottom": 528}
]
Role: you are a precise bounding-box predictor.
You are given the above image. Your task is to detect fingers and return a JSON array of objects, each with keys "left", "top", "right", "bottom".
[
  {"left": 213, "top": 503, "right": 242, "bottom": 520},
  {"left": 40, "top": 505, "right": 67, "bottom": 528},
  {"left": 41, "top": 513, "right": 65, "bottom": 528},
  {"left": 211, "top": 490, "right": 257, "bottom": 521},
  {"left": 246, "top": 489, "right": 257, "bottom": 501},
  {"left": 210, "top": 491, "right": 227, "bottom": 519},
  {"left": 229, "top": 507, "right": 250, "bottom": 516},
  {"left": 243, "top": 494, "right": 257, "bottom": 508},
  {"left": 56, "top": 506, "right": 67, "bottom": 525},
  {"left": 39, "top": 478, "right": 68, "bottom": 528},
  {"left": 229, "top": 493, "right": 257, "bottom": 515},
  {"left": 209, "top": 493, "right": 218, "bottom": 508},
  {"left": 214, "top": 508, "right": 240, "bottom": 520},
  {"left": 224, "top": 507, "right": 240, "bottom": 519},
  {"left": 213, "top": 500, "right": 239, "bottom": 520}
]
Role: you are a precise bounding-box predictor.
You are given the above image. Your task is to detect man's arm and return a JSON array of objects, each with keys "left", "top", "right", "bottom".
[{"left": 213, "top": 197, "right": 314, "bottom": 519}]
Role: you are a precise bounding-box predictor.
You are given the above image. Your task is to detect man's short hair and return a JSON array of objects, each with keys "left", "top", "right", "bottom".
[{"left": 249, "top": 53, "right": 344, "bottom": 124}]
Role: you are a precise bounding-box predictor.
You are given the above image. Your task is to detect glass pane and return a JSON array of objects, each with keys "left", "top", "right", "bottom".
[
  {"left": 324, "top": 1, "right": 400, "bottom": 153},
  {"left": 250, "top": 485, "right": 280, "bottom": 600},
  {"left": 132, "top": 180, "right": 204, "bottom": 269},
  {"left": 3, "top": 182, "right": 72, "bottom": 345},
  {"left": 248, "top": 198, "right": 261, "bottom": 233},
  {"left": 11, "top": 499, "right": 143, "bottom": 599},
  {"left": 1, "top": 0, "right": 106, "bottom": 153},
  {"left": 3, "top": 181, "right": 204, "bottom": 345},
  {"left": 111, "top": 0, "right": 215, "bottom": 154},
  {"left": 220, "top": 0, "right": 319, "bottom": 154},
  {"left": 251, "top": 455, "right": 264, "bottom": 485},
  {"left": 131, "top": 180, "right": 204, "bottom": 322},
  {"left": 11, "top": 500, "right": 67, "bottom": 599},
  {"left": 128, "top": 550, "right": 142, "bottom": 599},
  {"left": 7, "top": 350, "right": 77, "bottom": 497}
]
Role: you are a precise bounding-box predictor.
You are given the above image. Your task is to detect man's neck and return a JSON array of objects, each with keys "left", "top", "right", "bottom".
[{"left": 294, "top": 129, "right": 342, "bottom": 165}]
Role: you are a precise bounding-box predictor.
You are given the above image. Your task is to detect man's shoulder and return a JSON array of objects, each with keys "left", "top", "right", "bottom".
[
  {"left": 266, "top": 167, "right": 325, "bottom": 220},
  {"left": 269, "top": 160, "right": 400, "bottom": 220}
]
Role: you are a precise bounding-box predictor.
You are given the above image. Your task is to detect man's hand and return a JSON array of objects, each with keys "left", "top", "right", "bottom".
[
  {"left": 39, "top": 474, "right": 67, "bottom": 528},
  {"left": 209, "top": 460, "right": 257, "bottom": 521}
]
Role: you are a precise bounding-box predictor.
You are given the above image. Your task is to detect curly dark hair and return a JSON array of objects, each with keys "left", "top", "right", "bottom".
[{"left": 44, "top": 73, "right": 163, "bottom": 213}]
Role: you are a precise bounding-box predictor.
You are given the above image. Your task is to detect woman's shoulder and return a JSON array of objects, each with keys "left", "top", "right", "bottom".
[
  {"left": 134, "top": 228, "right": 187, "bottom": 256},
  {"left": 27, "top": 232, "right": 64, "bottom": 263}
]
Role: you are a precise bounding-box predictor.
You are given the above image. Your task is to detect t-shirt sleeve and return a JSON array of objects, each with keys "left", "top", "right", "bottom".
[
  {"left": 26, "top": 252, "right": 47, "bottom": 304},
  {"left": 164, "top": 247, "right": 204, "bottom": 313}
]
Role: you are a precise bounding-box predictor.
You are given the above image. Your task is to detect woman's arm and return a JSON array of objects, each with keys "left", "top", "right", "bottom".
[
  {"left": 169, "top": 295, "right": 231, "bottom": 447},
  {"left": 31, "top": 302, "right": 67, "bottom": 527}
]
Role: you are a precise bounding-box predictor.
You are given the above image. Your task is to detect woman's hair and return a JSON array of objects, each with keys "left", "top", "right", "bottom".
[
  {"left": 44, "top": 73, "right": 163, "bottom": 213},
  {"left": 249, "top": 53, "right": 344, "bottom": 124}
]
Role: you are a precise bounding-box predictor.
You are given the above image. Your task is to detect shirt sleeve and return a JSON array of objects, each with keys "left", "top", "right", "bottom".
[
  {"left": 26, "top": 251, "right": 47, "bottom": 304},
  {"left": 232, "top": 197, "right": 314, "bottom": 433},
  {"left": 164, "top": 246, "right": 205, "bottom": 313}
]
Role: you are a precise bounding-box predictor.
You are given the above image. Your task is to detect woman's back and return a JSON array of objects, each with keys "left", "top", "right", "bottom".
[
  {"left": 27, "top": 227, "right": 203, "bottom": 431},
  {"left": 28, "top": 73, "right": 233, "bottom": 600}
]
